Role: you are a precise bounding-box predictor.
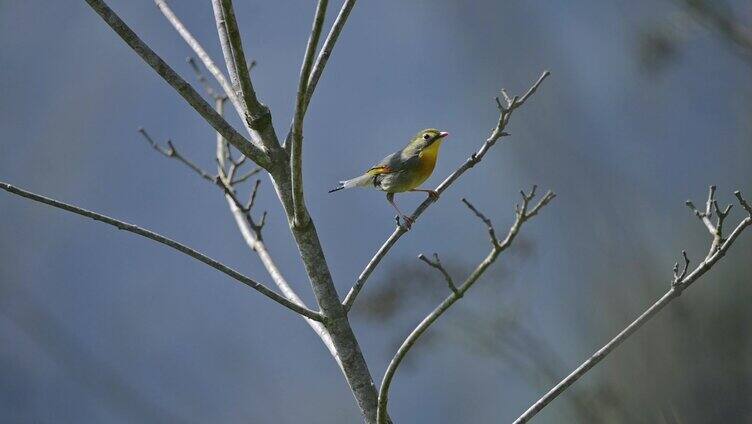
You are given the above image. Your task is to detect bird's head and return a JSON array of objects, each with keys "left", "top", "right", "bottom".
[{"left": 409, "top": 128, "right": 450, "bottom": 152}]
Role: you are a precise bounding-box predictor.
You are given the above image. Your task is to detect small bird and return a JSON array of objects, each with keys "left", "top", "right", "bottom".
[{"left": 329, "top": 128, "right": 450, "bottom": 229}]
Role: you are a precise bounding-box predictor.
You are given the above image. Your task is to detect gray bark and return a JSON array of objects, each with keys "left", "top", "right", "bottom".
[{"left": 269, "top": 160, "right": 381, "bottom": 422}]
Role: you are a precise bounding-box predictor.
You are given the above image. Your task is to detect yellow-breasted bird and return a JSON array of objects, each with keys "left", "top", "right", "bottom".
[{"left": 329, "top": 128, "right": 449, "bottom": 228}]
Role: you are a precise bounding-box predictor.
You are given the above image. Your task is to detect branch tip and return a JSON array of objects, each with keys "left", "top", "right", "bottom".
[
  {"left": 247, "top": 179, "right": 262, "bottom": 211},
  {"left": 734, "top": 190, "right": 752, "bottom": 215},
  {"left": 417, "top": 252, "right": 459, "bottom": 295},
  {"left": 462, "top": 198, "right": 498, "bottom": 247},
  {"left": 672, "top": 250, "right": 690, "bottom": 286}
]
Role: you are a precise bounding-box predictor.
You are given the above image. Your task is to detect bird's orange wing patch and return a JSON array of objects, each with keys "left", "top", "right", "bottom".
[{"left": 366, "top": 165, "right": 395, "bottom": 175}]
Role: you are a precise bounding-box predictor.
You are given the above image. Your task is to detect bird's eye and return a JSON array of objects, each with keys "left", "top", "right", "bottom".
[{"left": 423, "top": 133, "right": 431, "bottom": 140}]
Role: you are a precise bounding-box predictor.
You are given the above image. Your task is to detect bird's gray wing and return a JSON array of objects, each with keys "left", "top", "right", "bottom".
[{"left": 367, "top": 150, "right": 419, "bottom": 175}]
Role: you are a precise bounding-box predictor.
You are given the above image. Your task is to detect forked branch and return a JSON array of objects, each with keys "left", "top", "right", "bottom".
[
  {"left": 417, "top": 253, "right": 459, "bottom": 296},
  {"left": 376, "top": 188, "right": 555, "bottom": 423},
  {"left": 210, "top": 0, "right": 271, "bottom": 141},
  {"left": 513, "top": 187, "right": 752, "bottom": 423},
  {"left": 138, "top": 127, "right": 217, "bottom": 182}
]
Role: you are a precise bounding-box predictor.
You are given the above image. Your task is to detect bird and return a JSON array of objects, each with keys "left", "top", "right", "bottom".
[{"left": 329, "top": 128, "right": 450, "bottom": 229}]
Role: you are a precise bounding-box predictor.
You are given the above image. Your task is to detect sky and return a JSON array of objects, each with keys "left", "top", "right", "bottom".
[{"left": 1, "top": 1, "right": 751, "bottom": 423}]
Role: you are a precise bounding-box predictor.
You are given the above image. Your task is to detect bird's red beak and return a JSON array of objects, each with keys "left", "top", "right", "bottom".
[{"left": 439, "top": 131, "right": 450, "bottom": 138}]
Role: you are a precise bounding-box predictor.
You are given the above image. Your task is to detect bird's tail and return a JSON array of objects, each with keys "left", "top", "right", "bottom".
[{"left": 328, "top": 174, "right": 372, "bottom": 193}]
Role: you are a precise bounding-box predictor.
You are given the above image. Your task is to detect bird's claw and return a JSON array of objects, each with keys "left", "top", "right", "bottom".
[
  {"left": 426, "top": 190, "right": 439, "bottom": 200},
  {"left": 396, "top": 215, "right": 414, "bottom": 230}
]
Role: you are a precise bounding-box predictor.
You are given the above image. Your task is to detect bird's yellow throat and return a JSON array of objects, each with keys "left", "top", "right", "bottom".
[{"left": 417, "top": 139, "right": 443, "bottom": 175}]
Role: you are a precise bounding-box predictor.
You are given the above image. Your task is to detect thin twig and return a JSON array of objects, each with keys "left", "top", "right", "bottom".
[
  {"left": 231, "top": 168, "right": 262, "bottom": 185},
  {"left": 83, "top": 0, "right": 270, "bottom": 169},
  {"left": 685, "top": 185, "right": 716, "bottom": 235},
  {"left": 0, "top": 181, "right": 324, "bottom": 322},
  {"left": 186, "top": 57, "right": 225, "bottom": 101},
  {"left": 735, "top": 190, "right": 752, "bottom": 214},
  {"left": 290, "top": 0, "right": 329, "bottom": 227},
  {"left": 154, "top": 0, "right": 234, "bottom": 103},
  {"left": 138, "top": 128, "right": 216, "bottom": 182},
  {"left": 377, "top": 188, "right": 555, "bottom": 423},
  {"left": 513, "top": 188, "right": 752, "bottom": 424},
  {"left": 417, "top": 253, "right": 459, "bottom": 295},
  {"left": 461, "top": 198, "right": 498, "bottom": 246},
  {"left": 247, "top": 179, "right": 262, "bottom": 212},
  {"left": 342, "top": 70, "right": 550, "bottom": 312},
  {"left": 685, "top": 185, "right": 735, "bottom": 254},
  {"left": 671, "top": 250, "right": 690, "bottom": 287}
]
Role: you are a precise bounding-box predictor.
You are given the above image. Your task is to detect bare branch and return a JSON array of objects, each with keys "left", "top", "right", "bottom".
[
  {"left": 154, "top": 0, "right": 233, "bottom": 103},
  {"left": 506, "top": 186, "right": 556, "bottom": 242},
  {"left": 417, "top": 253, "right": 459, "bottom": 296},
  {"left": 303, "top": 0, "right": 357, "bottom": 114},
  {"left": 215, "top": 178, "right": 267, "bottom": 234},
  {"left": 377, "top": 188, "right": 555, "bottom": 423},
  {"left": 222, "top": 189, "right": 338, "bottom": 357},
  {"left": 513, "top": 188, "right": 752, "bottom": 424},
  {"left": 211, "top": 0, "right": 276, "bottom": 146},
  {"left": 214, "top": 96, "right": 232, "bottom": 176},
  {"left": 210, "top": 2, "right": 258, "bottom": 116},
  {"left": 685, "top": 185, "right": 716, "bottom": 235},
  {"left": 290, "top": 0, "right": 329, "bottom": 227},
  {"left": 685, "top": 185, "right": 735, "bottom": 254},
  {"left": 247, "top": 179, "right": 262, "bottom": 212},
  {"left": 184, "top": 59, "right": 261, "bottom": 183},
  {"left": 83, "top": 0, "right": 270, "bottom": 169},
  {"left": 461, "top": 198, "right": 498, "bottom": 246},
  {"left": 186, "top": 57, "right": 225, "bottom": 102},
  {"left": 282, "top": 0, "right": 359, "bottom": 152},
  {"left": 343, "top": 70, "right": 550, "bottom": 312},
  {"left": 231, "top": 167, "right": 262, "bottom": 185},
  {"left": 735, "top": 190, "right": 752, "bottom": 214},
  {"left": 671, "top": 250, "right": 690, "bottom": 287},
  {"left": 0, "top": 181, "right": 324, "bottom": 322},
  {"left": 154, "top": 0, "right": 270, "bottom": 153},
  {"left": 138, "top": 127, "right": 216, "bottom": 182}
]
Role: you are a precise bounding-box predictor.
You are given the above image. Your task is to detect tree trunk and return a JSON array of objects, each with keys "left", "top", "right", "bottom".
[{"left": 269, "top": 159, "right": 380, "bottom": 423}]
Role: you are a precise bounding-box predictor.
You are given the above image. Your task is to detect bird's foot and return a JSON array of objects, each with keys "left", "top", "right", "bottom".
[
  {"left": 395, "top": 215, "right": 414, "bottom": 230},
  {"left": 426, "top": 190, "right": 439, "bottom": 200}
]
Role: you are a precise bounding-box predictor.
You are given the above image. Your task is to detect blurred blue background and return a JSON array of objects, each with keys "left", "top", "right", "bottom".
[{"left": 1, "top": 1, "right": 751, "bottom": 422}]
